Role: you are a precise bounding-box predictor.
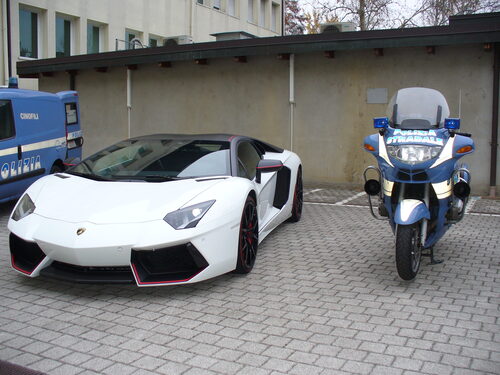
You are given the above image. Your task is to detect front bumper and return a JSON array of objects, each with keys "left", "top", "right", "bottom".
[{"left": 8, "top": 213, "right": 239, "bottom": 286}]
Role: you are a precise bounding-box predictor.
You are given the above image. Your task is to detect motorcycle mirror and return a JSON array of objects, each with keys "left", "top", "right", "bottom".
[
  {"left": 444, "top": 118, "right": 460, "bottom": 130},
  {"left": 373, "top": 117, "right": 389, "bottom": 129}
]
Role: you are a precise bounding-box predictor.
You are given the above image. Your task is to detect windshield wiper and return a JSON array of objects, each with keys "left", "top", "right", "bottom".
[{"left": 65, "top": 171, "right": 112, "bottom": 181}]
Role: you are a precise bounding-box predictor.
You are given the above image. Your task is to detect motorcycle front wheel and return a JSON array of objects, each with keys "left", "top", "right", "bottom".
[{"left": 395, "top": 224, "right": 422, "bottom": 280}]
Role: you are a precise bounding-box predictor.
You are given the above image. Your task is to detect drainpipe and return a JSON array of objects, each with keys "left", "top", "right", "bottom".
[
  {"left": 69, "top": 71, "right": 76, "bottom": 90},
  {"left": 489, "top": 42, "right": 499, "bottom": 198},
  {"left": 189, "top": 0, "right": 194, "bottom": 38},
  {"left": 281, "top": 0, "right": 285, "bottom": 36},
  {"left": 289, "top": 53, "right": 295, "bottom": 151},
  {"left": 127, "top": 68, "right": 132, "bottom": 138}
]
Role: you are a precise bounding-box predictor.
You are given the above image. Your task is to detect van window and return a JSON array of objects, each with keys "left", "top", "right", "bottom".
[
  {"left": 65, "top": 102, "right": 78, "bottom": 124},
  {"left": 0, "top": 100, "right": 15, "bottom": 141}
]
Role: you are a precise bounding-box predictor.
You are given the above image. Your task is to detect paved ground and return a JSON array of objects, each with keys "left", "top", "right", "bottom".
[{"left": 0, "top": 186, "right": 499, "bottom": 375}]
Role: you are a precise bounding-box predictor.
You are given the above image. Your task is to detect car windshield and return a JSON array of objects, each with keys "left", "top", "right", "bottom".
[
  {"left": 387, "top": 87, "right": 450, "bottom": 130},
  {"left": 68, "top": 138, "right": 231, "bottom": 181}
]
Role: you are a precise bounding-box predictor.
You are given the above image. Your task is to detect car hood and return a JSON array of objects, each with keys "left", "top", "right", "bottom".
[{"left": 32, "top": 174, "right": 225, "bottom": 224}]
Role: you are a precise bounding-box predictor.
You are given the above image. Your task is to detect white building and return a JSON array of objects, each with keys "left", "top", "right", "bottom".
[{"left": 0, "top": 0, "right": 283, "bottom": 88}]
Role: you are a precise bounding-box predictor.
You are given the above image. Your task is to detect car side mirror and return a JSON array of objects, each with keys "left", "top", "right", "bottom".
[{"left": 256, "top": 159, "right": 283, "bottom": 183}]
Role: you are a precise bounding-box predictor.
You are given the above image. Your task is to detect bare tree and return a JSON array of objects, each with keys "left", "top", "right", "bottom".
[
  {"left": 307, "top": 0, "right": 393, "bottom": 30},
  {"left": 303, "top": 8, "right": 338, "bottom": 34},
  {"left": 421, "top": 0, "right": 500, "bottom": 26},
  {"left": 285, "top": 0, "right": 307, "bottom": 34},
  {"left": 303, "top": 0, "right": 500, "bottom": 31}
]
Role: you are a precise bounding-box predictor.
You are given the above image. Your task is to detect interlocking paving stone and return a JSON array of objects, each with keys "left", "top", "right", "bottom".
[{"left": 0, "top": 190, "right": 499, "bottom": 374}]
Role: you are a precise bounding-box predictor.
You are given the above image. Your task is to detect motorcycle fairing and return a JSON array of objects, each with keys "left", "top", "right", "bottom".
[{"left": 394, "top": 199, "right": 430, "bottom": 225}]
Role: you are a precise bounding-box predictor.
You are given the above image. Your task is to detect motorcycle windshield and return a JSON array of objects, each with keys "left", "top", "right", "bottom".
[{"left": 387, "top": 87, "right": 450, "bottom": 130}]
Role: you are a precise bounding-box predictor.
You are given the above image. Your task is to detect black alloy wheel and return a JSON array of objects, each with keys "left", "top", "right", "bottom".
[
  {"left": 289, "top": 167, "right": 303, "bottom": 222},
  {"left": 234, "top": 195, "right": 259, "bottom": 274}
]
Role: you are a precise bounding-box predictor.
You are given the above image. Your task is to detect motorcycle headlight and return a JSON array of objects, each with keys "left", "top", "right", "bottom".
[
  {"left": 12, "top": 194, "right": 36, "bottom": 221},
  {"left": 387, "top": 145, "right": 442, "bottom": 165},
  {"left": 164, "top": 200, "right": 215, "bottom": 230}
]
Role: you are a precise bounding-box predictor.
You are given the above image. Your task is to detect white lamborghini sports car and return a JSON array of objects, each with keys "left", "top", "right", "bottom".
[{"left": 8, "top": 134, "right": 302, "bottom": 286}]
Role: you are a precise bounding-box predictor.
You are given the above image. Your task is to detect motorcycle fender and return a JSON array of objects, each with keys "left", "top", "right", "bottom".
[{"left": 394, "top": 199, "right": 430, "bottom": 225}]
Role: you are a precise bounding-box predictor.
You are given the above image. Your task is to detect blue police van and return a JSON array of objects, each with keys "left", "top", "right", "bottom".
[{"left": 0, "top": 79, "right": 83, "bottom": 203}]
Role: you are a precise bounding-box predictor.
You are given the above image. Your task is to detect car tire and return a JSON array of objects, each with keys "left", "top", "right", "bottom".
[
  {"left": 289, "top": 167, "right": 303, "bottom": 222},
  {"left": 234, "top": 195, "right": 259, "bottom": 274}
]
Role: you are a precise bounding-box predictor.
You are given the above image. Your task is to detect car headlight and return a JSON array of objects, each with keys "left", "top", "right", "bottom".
[
  {"left": 387, "top": 145, "right": 442, "bottom": 165},
  {"left": 12, "top": 194, "right": 36, "bottom": 221},
  {"left": 164, "top": 200, "right": 215, "bottom": 230}
]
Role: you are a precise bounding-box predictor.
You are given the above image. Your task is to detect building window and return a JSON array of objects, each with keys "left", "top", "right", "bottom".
[
  {"left": 126, "top": 30, "right": 136, "bottom": 49},
  {"left": 259, "top": 0, "right": 267, "bottom": 27},
  {"left": 213, "top": 0, "right": 221, "bottom": 10},
  {"left": 56, "top": 16, "right": 71, "bottom": 57},
  {"left": 271, "top": 3, "right": 279, "bottom": 32},
  {"left": 149, "top": 38, "right": 158, "bottom": 47},
  {"left": 228, "top": 0, "right": 236, "bottom": 16},
  {"left": 197, "top": 0, "right": 204, "bottom": 4},
  {"left": 125, "top": 29, "right": 143, "bottom": 49},
  {"left": 19, "top": 8, "right": 38, "bottom": 58},
  {"left": 248, "top": 0, "right": 254, "bottom": 23},
  {"left": 87, "top": 23, "right": 100, "bottom": 54}
]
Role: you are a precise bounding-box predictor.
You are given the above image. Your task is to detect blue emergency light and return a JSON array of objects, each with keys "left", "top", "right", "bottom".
[
  {"left": 444, "top": 118, "right": 460, "bottom": 130},
  {"left": 8, "top": 77, "right": 18, "bottom": 89},
  {"left": 373, "top": 117, "right": 389, "bottom": 129}
]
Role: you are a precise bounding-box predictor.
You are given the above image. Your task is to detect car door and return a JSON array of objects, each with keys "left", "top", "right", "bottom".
[{"left": 236, "top": 141, "right": 277, "bottom": 227}]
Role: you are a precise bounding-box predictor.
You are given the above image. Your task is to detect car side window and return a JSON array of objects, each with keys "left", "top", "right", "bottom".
[
  {"left": 0, "top": 100, "right": 15, "bottom": 141},
  {"left": 237, "top": 142, "right": 261, "bottom": 180}
]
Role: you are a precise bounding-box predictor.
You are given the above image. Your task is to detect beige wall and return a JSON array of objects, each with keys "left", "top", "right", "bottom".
[
  {"left": 294, "top": 44, "right": 495, "bottom": 193},
  {"left": 38, "top": 44, "right": 499, "bottom": 195},
  {"left": 1, "top": 0, "right": 281, "bottom": 87}
]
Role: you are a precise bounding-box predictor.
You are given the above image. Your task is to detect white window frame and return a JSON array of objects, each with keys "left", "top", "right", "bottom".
[
  {"left": 271, "top": 2, "right": 279, "bottom": 32},
  {"left": 55, "top": 13, "right": 76, "bottom": 57},
  {"left": 18, "top": 6, "right": 42, "bottom": 60},
  {"left": 227, "top": 0, "right": 237, "bottom": 17},
  {"left": 125, "top": 28, "right": 143, "bottom": 49},
  {"left": 248, "top": 0, "right": 255, "bottom": 23},
  {"left": 148, "top": 33, "right": 162, "bottom": 48},
  {"left": 86, "top": 21, "right": 103, "bottom": 54},
  {"left": 259, "top": 0, "right": 267, "bottom": 27}
]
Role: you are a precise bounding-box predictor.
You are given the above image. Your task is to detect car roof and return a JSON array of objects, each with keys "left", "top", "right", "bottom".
[
  {"left": 0, "top": 88, "right": 60, "bottom": 100},
  {"left": 129, "top": 134, "right": 284, "bottom": 153},
  {"left": 130, "top": 133, "right": 235, "bottom": 142}
]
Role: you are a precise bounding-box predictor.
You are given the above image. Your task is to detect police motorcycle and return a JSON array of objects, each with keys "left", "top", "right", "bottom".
[{"left": 363, "top": 87, "right": 474, "bottom": 280}]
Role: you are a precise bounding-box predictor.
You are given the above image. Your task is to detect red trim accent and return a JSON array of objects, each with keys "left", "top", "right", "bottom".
[
  {"left": 228, "top": 135, "right": 237, "bottom": 141},
  {"left": 130, "top": 262, "right": 202, "bottom": 285},
  {"left": 256, "top": 164, "right": 281, "bottom": 169},
  {"left": 11, "top": 255, "right": 34, "bottom": 275}
]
